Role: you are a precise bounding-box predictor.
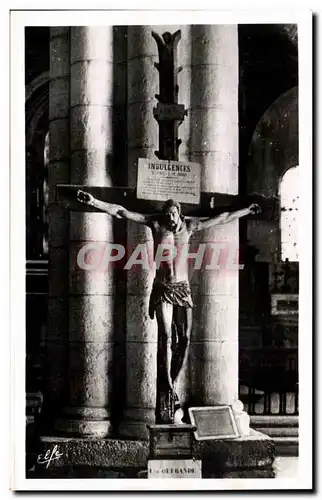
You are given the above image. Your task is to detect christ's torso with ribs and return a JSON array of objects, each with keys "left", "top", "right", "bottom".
[{"left": 151, "top": 220, "right": 193, "bottom": 284}]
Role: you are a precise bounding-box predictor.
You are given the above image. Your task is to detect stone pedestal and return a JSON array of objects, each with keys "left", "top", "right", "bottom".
[
  {"left": 30, "top": 430, "right": 275, "bottom": 478},
  {"left": 194, "top": 429, "right": 275, "bottom": 478}
]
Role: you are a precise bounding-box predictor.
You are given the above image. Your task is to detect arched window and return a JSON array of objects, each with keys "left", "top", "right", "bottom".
[{"left": 280, "top": 166, "right": 299, "bottom": 262}]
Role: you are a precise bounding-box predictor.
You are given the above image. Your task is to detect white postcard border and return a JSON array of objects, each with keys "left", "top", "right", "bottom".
[{"left": 9, "top": 7, "right": 313, "bottom": 492}]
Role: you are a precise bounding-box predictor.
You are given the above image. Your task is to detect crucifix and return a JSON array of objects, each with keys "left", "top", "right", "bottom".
[{"left": 56, "top": 29, "right": 264, "bottom": 427}]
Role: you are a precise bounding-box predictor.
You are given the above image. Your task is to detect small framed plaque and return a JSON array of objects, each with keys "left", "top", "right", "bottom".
[{"left": 188, "top": 406, "right": 239, "bottom": 441}]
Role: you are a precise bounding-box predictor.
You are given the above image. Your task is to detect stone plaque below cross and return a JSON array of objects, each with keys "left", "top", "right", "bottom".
[{"left": 188, "top": 406, "right": 239, "bottom": 441}]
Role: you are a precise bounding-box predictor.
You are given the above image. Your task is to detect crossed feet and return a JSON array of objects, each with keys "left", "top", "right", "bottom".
[{"left": 165, "top": 386, "right": 181, "bottom": 411}]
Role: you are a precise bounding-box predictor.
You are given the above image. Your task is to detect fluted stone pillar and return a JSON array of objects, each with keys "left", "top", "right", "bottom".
[
  {"left": 45, "top": 27, "right": 70, "bottom": 418},
  {"left": 189, "top": 25, "right": 249, "bottom": 435},
  {"left": 118, "top": 26, "right": 159, "bottom": 439},
  {"left": 55, "top": 26, "right": 115, "bottom": 436}
]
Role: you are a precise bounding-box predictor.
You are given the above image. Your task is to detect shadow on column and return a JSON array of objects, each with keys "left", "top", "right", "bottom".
[
  {"left": 187, "top": 25, "right": 210, "bottom": 410},
  {"left": 109, "top": 26, "right": 128, "bottom": 435}
]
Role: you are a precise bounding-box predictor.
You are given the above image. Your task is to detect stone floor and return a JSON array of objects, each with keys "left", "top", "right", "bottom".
[{"left": 273, "top": 457, "right": 299, "bottom": 478}]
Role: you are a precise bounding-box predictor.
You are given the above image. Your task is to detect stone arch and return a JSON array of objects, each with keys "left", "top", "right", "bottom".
[
  {"left": 246, "top": 86, "right": 298, "bottom": 268},
  {"left": 26, "top": 71, "right": 49, "bottom": 159},
  {"left": 26, "top": 71, "right": 49, "bottom": 101},
  {"left": 26, "top": 72, "right": 49, "bottom": 259},
  {"left": 247, "top": 86, "right": 298, "bottom": 199}
]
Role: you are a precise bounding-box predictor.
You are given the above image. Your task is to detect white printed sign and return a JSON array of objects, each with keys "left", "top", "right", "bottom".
[
  {"left": 148, "top": 459, "right": 202, "bottom": 478},
  {"left": 137, "top": 158, "right": 201, "bottom": 205}
]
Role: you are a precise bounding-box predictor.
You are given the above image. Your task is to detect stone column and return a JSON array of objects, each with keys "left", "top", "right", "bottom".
[
  {"left": 189, "top": 25, "right": 249, "bottom": 435},
  {"left": 170, "top": 25, "right": 192, "bottom": 406},
  {"left": 118, "top": 26, "right": 159, "bottom": 439},
  {"left": 45, "top": 27, "right": 70, "bottom": 420},
  {"left": 55, "top": 27, "right": 115, "bottom": 437}
]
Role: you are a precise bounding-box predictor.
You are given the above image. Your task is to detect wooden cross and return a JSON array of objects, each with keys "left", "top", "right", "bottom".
[{"left": 56, "top": 184, "right": 277, "bottom": 220}]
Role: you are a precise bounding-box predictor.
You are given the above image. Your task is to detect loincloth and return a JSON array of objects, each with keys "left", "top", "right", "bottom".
[{"left": 149, "top": 280, "right": 193, "bottom": 319}]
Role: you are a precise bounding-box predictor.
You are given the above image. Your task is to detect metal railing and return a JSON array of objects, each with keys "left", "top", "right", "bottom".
[{"left": 239, "top": 347, "right": 298, "bottom": 415}]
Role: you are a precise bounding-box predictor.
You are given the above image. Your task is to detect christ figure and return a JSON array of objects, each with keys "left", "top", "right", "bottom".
[{"left": 77, "top": 190, "right": 260, "bottom": 398}]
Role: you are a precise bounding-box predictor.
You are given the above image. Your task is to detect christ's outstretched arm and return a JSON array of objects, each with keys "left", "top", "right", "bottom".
[
  {"left": 189, "top": 203, "right": 261, "bottom": 232},
  {"left": 76, "top": 190, "right": 152, "bottom": 226}
]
